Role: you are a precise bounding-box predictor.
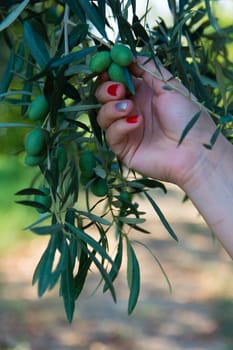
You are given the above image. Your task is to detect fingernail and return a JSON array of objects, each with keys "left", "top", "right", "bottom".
[
  {"left": 126, "top": 115, "right": 139, "bottom": 124},
  {"left": 115, "top": 101, "right": 128, "bottom": 111},
  {"left": 107, "top": 83, "right": 120, "bottom": 96}
]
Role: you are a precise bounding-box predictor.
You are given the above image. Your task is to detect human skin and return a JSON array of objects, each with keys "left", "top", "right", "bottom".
[{"left": 95, "top": 58, "right": 233, "bottom": 259}]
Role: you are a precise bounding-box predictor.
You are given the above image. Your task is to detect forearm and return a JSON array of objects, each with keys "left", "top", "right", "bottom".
[{"left": 182, "top": 137, "right": 233, "bottom": 259}]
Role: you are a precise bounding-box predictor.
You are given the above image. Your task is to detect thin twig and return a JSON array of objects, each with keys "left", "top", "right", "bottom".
[{"left": 139, "top": 63, "right": 220, "bottom": 121}]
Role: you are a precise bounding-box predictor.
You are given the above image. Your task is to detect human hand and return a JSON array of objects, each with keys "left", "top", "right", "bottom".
[{"left": 95, "top": 57, "right": 220, "bottom": 189}]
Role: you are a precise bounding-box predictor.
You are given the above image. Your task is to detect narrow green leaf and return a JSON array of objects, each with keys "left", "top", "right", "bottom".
[
  {"left": 58, "top": 103, "right": 101, "bottom": 113},
  {"left": 107, "top": 0, "right": 121, "bottom": 16},
  {"left": 0, "top": 123, "right": 33, "bottom": 128},
  {"left": 203, "top": 126, "right": 222, "bottom": 149},
  {"left": 65, "top": 222, "right": 115, "bottom": 266},
  {"left": 50, "top": 46, "right": 97, "bottom": 68},
  {"left": 123, "top": 67, "right": 135, "bottom": 95},
  {"left": 30, "top": 224, "right": 63, "bottom": 236},
  {"left": 78, "top": 0, "right": 107, "bottom": 38},
  {"left": 130, "top": 178, "right": 167, "bottom": 192},
  {"left": 66, "top": 0, "right": 86, "bottom": 22},
  {"left": 15, "top": 200, "right": 50, "bottom": 213},
  {"left": 103, "top": 234, "right": 123, "bottom": 292},
  {"left": 82, "top": 243, "right": 117, "bottom": 303},
  {"left": 144, "top": 191, "right": 178, "bottom": 241},
  {"left": 204, "top": 0, "right": 220, "bottom": 32},
  {"left": 60, "top": 254, "right": 75, "bottom": 323},
  {"left": 23, "top": 214, "right": 51, "bottom": 231},
  {"left": 132, "top": 17, "right": 150, "bottom": 43},
  {"left": 15, "top": 188, "right": 46, "bottom": 196},
  {"left": 49, "top": 235, "right": 69, "bottom": 290},
  {"left": 0, "top": 49, "right": 15, "bottom": 94},
  {"left": 215, "top": 61, "right": 227, "bottom": 112},
  {"left": 130, "top": 0, "right": 136, "bottom": 15},
  {"left": 117, "top": 15, "right": 136, "bottom": 53},
  {"left": 57, "top": 24, "right": 88, "bottom": 57},
  {"left": 128, "top": 224, "right": 150, "bottom": 234},
  {"left": 32, "top": 234, "right": 59, "bottom": 296},
  {"left": 74, "top": 243, "right": 91, "bottom": 299},
  {"left": 126, "top": 239, "right": 140, "bottom": 315},
  {"left": 77, "top": 210, "right": 111, "bottom": 226},
  {"left": 0, "top": 90, "right": 33, "bottom": 99},
  {"left": 178, "top": 111, "right": 202, "bottom": 146},
  {"left": 24, "top": 21, "right": 50, "bottom": 68},
  {"left": 0, "top": 0, "right": 30, "bottom": 32},
  {"left": 118, "top": 217, "right": 145, "bottom": 225}
]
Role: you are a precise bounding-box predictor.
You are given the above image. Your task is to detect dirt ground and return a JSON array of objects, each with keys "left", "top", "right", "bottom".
[{"left": 0, "top": 184, "right": 232, "bottom": 350}]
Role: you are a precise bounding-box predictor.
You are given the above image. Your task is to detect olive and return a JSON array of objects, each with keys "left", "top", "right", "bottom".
[
  {"left": 79, "top": 151, "right": 96, "bottom": 179},
  {"left": 90, "top": 178, "right": 108, "bottom": 197},
  {"left": 24, "top": 153, "right": 46, "bottom": 167},
  {"left": 28, "top": 95, "right": 49, "bottom": 121},
  {"left": 108, "top": 62, "right": 127, "bottom": 85},
  {"left": 110, "top": 43, "right": 133, "bottom": 67},
  {"left": 24, "top": 128, "right": 47, "bottom": 156},
  {"left": 89, "top": 51, "right": 112, "bottom": 73}
]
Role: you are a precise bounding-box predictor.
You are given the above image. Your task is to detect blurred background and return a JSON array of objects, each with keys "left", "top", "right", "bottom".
[{"left": 0, "top": 1, "right": 233, "bottom": 349}]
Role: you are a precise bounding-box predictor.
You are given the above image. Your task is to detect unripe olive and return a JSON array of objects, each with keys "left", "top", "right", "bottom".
[
  {"left": 28, "top": 95, "right": 49, "bottom": 121},
  {"left": 89, "top": 51, "right": 112, "bottom": 73},
  {"left": 79, "top": 151, "right": 96, "bottom": 179},
  {"left": 80, "top": 173, "right": 91, "bottom": 186},
  {"left": 24, "top": 153, "right": 46, "bottom": 167},
  {"left": 56, "top": 145, "right": 67, "bottom": 172},
  {"left": 90, "top": 178, "right": 108, "bottom": 197},
  {"left": 34, "top": 187, "right": 52, "bottom": 213},
  {"left": 119, "top": 191, "right": 132, "bottom": 209},
  {"left": 24, "top": 128, "right": 47, "bottom": 156},
  {"left": 108, "top": 62, "right": 127, "bottom": 85},
  {"left": 110, "top": 43, "right": 133, "bottom": 67}
]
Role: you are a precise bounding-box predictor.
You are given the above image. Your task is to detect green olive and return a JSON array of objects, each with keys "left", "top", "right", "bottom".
[
  {"left": 24, "top": 153, "right": 46, "bottom": 167},
  {"left": 34, "top": 187, "right": 52, "bottom": 213},
  {"left": 80, "top": 173, "right": 92, "bottom": 186},
  {"left": 108, "top": 62, "right": 127, "bottom": 85},
  {"left": 24, "top": 128, "right": 47, "bottom": 156},
  {"left": 90, "top": 178, "right": 108, "bottom": 197},
  {"left": 28, "top": 95, "right": 49, "bottom": 121},
  {"left": 119, "top": 191, "right": 132, "bottom": 208},
  {"left": 56, "top": 145, "right": 67, "bottom": 172},
  {"left": 89, "top": 51, "right": 112, "bottom": 73},
  {"left": 110, "top": 43, "right": 133, "bottom": 67},
  {"left": 79, "top": 151, "right": 96, "bottom": 179}
]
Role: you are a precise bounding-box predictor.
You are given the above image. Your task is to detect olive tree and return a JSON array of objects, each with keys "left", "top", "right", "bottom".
[{"left": 0, "top": 0, "right": 232, "bottom": 322}]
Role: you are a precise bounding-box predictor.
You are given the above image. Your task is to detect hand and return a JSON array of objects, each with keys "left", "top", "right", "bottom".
[{"left": 95, "top": 58, "right": 221, "bottom": 189}]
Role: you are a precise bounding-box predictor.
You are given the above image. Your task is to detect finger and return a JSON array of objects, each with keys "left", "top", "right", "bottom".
[
  {"left": 97, "top": 99, "right": 134, "bottom": 130},
  {"left": 95, "top": 81, "right": 126, "bottom": 103},
  {"left": 105, "top": 115, "right": 142, "bottom": 156}
]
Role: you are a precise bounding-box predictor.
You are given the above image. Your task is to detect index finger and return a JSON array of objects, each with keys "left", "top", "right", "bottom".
[{"left": 95, "top": 81, "right": 127, "bottom": 103}]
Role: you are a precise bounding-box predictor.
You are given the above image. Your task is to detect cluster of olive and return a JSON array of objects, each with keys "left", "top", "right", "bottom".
[
  {"left": 89, "top": 43, "right": 133, "bottom": 85},
  {"left": 24, "top": 95, "right": 48, "bottom": 167},
  {"left": 23, "top": 94, "right": 68, "bottom": 213}
]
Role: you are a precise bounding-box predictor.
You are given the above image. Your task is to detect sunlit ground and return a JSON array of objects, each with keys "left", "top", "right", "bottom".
[{"left": 0, "top": 155, "right": 232, "bottom": 350}]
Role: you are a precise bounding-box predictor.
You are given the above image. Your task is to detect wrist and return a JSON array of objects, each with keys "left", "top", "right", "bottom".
[{"left": 181, "top": 135, "right": 233, "bottom": 257}]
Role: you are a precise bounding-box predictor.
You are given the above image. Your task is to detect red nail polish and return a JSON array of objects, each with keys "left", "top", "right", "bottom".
[
  {"left": 107, "top": 84, "right": 119, "bottom": 96},
  {"left": 126, "top": 115, "right": 139, "bottom": 124}
]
